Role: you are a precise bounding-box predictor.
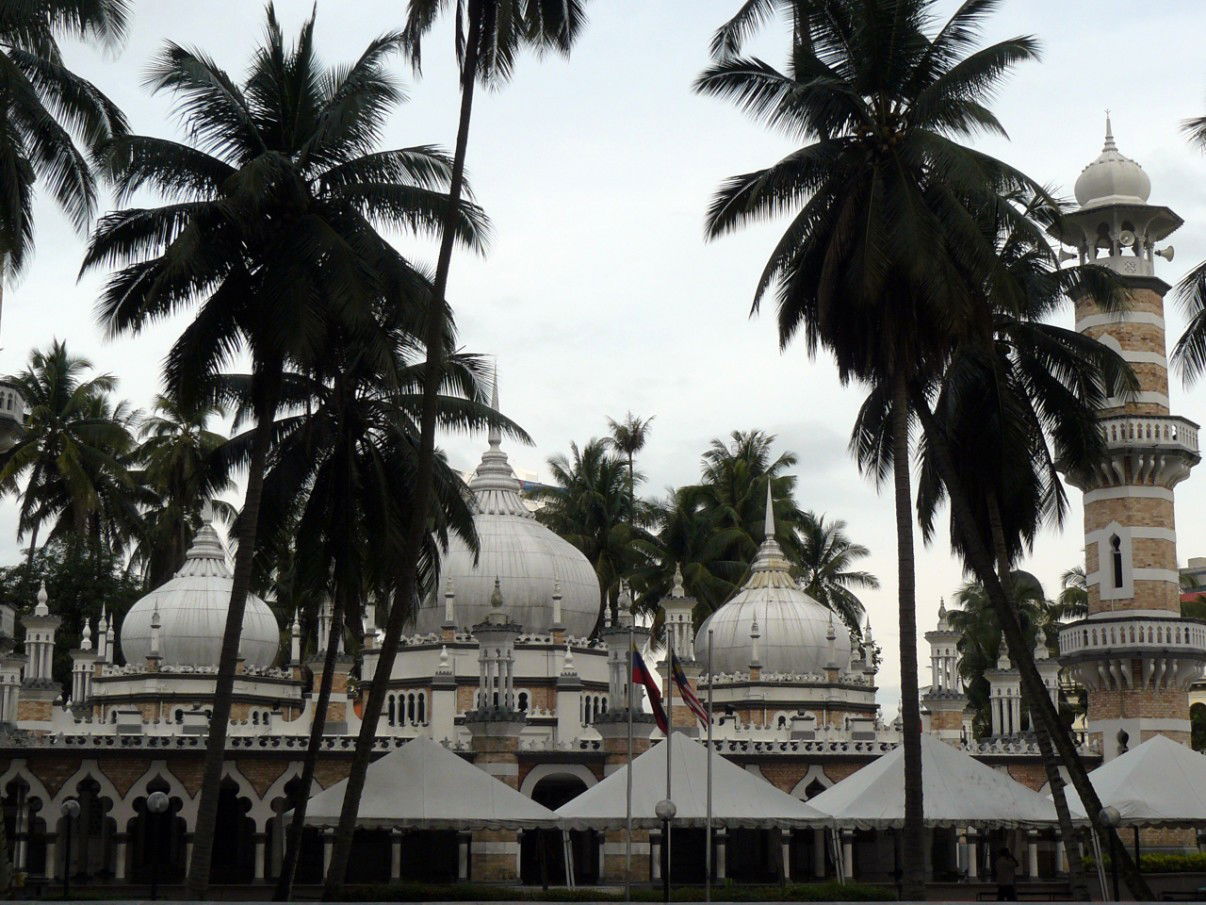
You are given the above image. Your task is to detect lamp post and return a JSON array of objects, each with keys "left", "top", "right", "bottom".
[
  {"left": 655, "top": 799, "right": 675, "bottom": 904},
  {"left": 59, "top": 799, "right": 79, "bottom": 899},
  {"left": 147, "top": 791, "right": 170, "bottom": 901},
  {"left": 1099, "top": 806, "right": 1122, "bottom": 902}
]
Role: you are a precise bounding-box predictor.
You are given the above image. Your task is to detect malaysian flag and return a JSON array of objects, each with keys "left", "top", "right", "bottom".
[
  {"left": 671, "top": 651, "right": 711, "bottom": 728},
  {"left": 632, "top": 646, "right": 669, "bottom": 734}
]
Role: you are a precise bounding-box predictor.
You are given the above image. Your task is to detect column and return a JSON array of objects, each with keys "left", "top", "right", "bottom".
[
  {"left": 390, "top": 830, "right": 402, "bottom": 880},
  {"left": 254, "top": 833, "right": 266, "bottom": 881},
  {"left": 457, "top": 833, "right": 470, "bottom": 880},
  {"left": 1027, "top": 830, "right": 1039, "bottom": 878},
  {"left": 114, "top": 835, "right": 127, "bottom": 880},
  {"left": 478, "top": 655, "right": 487, "bottom": 708},
  {"left": 813, "top": 829, "right": 825, "bottom": 878},
  {"left": 322, "top": 832, "right": 333, "bottom": 874},
  {"left": 780, "top": 831, "right": 792, "bottom": 881},
  {"left": 716, "top": 829, "right": 727, "bottom": 880},
  {"left": 1057, "top": 839, "right": 1068, "bottom": 875},
  {"left": 184, "top": 836, "right": 194, "bottom": 875},
  {"left": 841, "top": 830, "right": 853, "bottom": 880},
  {"left": 651, "top": 832, "right": 661, "bottom": 881},
  {"left": 44, "top": 837, "right": 56, "bottom": 880},
  {"left": 967, "top": 830, "right": 978, "bottom": 879}
]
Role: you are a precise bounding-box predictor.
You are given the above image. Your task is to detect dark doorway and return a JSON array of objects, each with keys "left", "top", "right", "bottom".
[
  {"left": 347, "top": 829, "right": 392, "bottom": 883},
  {"left": 210, "top": 778, "right": 255, "bottom": 883},
  {"left": 520, "top": 775, "right": 597, "bottom": 886},
  {"left": 399, "top": 830, "right": 459, "bottom": 882},
  {"left": 128, "top": 780, "right": 186, "bottom": 883}
]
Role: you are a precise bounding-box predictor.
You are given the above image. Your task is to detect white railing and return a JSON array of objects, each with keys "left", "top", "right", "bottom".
[
  {"left": 1060, "top": 615, "right": 1206, "bottom": 656},
  {"left": 1100, "top": 415, "right": 1199, "bottom": 454}
]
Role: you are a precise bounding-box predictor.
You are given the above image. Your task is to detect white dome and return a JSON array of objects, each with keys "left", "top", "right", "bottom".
[
  {"left": 121, "top": 522, "right": 280, "bottom": 669},
  {"left": 1074, "top": 117, "right": 1150, "bottom": 209},
  {"left": 696, "top": 491, "right": 850, "bottom": 674},
  {"left": 412, "top": 404, "right": 599, "bottom": 637}
]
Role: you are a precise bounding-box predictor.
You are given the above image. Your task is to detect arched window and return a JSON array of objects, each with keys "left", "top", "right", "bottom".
[
  {"left": 407, "top": 693, "right": 416, "bottom": 724},
  {"left": 252, "top": 712, "right": 259, "bottom": 725},
  {"left": 174, "top": 709, "right": 183, "bottom": 723},
  {"left": 600, "top": 698, "right": 608, "bottom": 714},
  {"left": 518, "top": 692, "right": 529, "bottom": 712},
  {"left": 1111, "top": 535, "right": 1124, "bottom": 588},
  {"left": 417, "top": 693, "right": 426, "bottom": 724},
  {"left": 387, "top": 695, "right": 395, "bottom": 726}
]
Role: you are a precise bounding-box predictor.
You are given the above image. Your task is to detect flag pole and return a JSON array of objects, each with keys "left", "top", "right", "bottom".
[
  {"left": 705, "top": 629, "right": 714, "bottom": 905},
  {"left": 665, "top": 634, "right": 673, "bottom": 902},
  {"left": 625, "top": 622, "right": 634, "bottom": 903}
]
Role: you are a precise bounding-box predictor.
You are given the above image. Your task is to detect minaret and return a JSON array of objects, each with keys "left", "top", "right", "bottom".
[
  {"left": 922, "top": 599, "right": 968, "bottom": 743},
  {"left": 1052, "top": 115, "right": 1205, "bottom": 759}
]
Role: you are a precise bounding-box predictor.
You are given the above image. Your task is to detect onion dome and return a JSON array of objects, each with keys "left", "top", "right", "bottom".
[
  {"left": 696, "top": 485, "right": 851, "bottom": 674},
  {"left": 411, "top": 377, "right": 600, "bottom": 637},
  {"left": 1074, "top": 115, "right": 1151, "bottom": 209},
  {"left": 120, "top": 519, "right": 281, "bottom": 668}
]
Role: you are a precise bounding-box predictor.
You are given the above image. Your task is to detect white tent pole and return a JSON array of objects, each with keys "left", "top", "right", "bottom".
[
  {"left": 665, "top": 637, "right": 673, "bottom": 890},
  {"left": 705, "top": 629, "right": 714, "bottom": 905},
  {"left": 562, "top": 830, "right": 576, "bottom": 890},
  {"left": 1090, "top": 828, "right": 1110, "bottom": 900}
]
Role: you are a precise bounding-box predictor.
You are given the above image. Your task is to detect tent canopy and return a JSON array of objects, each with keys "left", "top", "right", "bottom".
[
  {"left": 807, "top": 734, "right": 1058, "bottom": 829},
  {"left": 556, "top": 732, "right": 826, "bottom": 829},
  {"left": 1064, "top": 735, "right": 1206, "bottom": 827},
  {"left": 300, "top": 735, "right": 559, "bottom": 830}
]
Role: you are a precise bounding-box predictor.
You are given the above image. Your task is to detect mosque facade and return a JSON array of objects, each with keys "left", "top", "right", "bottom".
[{"left": 0, "top": 122, "right": 1196, "bottom": 889}]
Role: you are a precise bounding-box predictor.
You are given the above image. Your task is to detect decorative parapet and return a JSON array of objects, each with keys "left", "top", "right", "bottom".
[
  {"left": 1060, "top": 615, "right": 1206, "bottom": 691},
  {"left": 1101, "top": 415, "right": 1198, "bottom": 456},
  {"left": 702, "top": 670, "right": 873, "bottom": 688},
  {"left": 98, "top": 663, "right": 294, "bottom": 679}
]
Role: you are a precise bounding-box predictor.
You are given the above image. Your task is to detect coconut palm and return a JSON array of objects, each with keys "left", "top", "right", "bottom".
[
  {"left": 697, "top": 0, "right": 1045, "bottom": 893},
  {"left": 236, "top": 343, "right": 521, "bottom": 901},
  {"left": 1056, "top": 566, "right": 1089, "bottom": 621},
  {"left": 535, "top": 438, "right": 645, "bottom": 635},
  {"left": 321, "top": 6, "right": 592, "bottom": 891},
  {"left": 0, "top": 0, "right": 128, "bottom": 325},
  {"left": 796, "top": 512, "right": 876, "bottom": 630},
  {"left": 82, "top": 8, "right": 487, "bottom": 894},
  {"left": 605, "top": 411, "right": 653, "bottom": 515},
  {"left": 0, "top": 341, "right": 135, "bottom": 566},
  {"left": 131, "top": 393, "right": 234, "bottom": 588}
]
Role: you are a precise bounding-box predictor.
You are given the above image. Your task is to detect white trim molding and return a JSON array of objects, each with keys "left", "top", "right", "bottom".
[
  {"left": 1086, "top": 567, "right": 1180, "bottom": 588},
  {"left": 1077, "top": 311, "right": 1165, "bottom": 332},
  {"left": 1084, "top": 486, "right": 1174, "bottom": 504},
  {"left": 1120, "top": 349, "right": 1171, "bottom": 367},
  {"left": 1085, "top": 526, "right": 1177, "bottom": 544}
]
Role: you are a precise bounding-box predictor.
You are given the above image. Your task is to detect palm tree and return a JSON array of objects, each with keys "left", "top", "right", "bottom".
[
  {"left": 0, "top": 341, "right": 135, "bottom": 566},
  {"left": 796, "top": 512, "right": 876, "bottom": 630},
  {"left": 241, "top": 343, "right": 517, "bottom": 901},
  {"left": 697, "top": 1, "right": 1044, "bottom": 894},
  {"left": 321, "top": 7, "right": 591, "bottom": 892},
  {"left": 82, "top": 8, "right": 486, "bottom": 895},
  {"left": 1171, "top": 110, "right": 1206, "bottom": 381},
  {"left": 0, "top": 0, "right": 128, "bottom": 326},
  {"left": 1055, "top": 566, "right": 1089, "bottom": 622},
  {"left": 131, "top": 392, "right": 234, "bottom": 588},
  {"left": 535, "top": 438, "right": 645, "bottom": 635},
  {"left": 605, "top": 411, "right": 653, "bottom": 516}
]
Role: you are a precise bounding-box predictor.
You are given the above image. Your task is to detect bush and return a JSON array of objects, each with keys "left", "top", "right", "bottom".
[
  {"left": 1085, "top": 851, "right": 1206, "bottom": 873},
  {"left": 337, "top": 880, "right": 895, "bottom": 902}
]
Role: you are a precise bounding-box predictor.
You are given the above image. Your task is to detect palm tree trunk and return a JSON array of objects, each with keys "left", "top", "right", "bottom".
[
  {"left": 892, "top": 371, "right": 926, "bottom": 900},
  {"left": 912, "top": 391, "right": 1153, "bottom": 901},
  {"left": 187, "top": 381, "right": 278, "bottom": 899},
  {"left": 24, "top": 523, "right": 38, "bottom": 574},
  {"left": 274, "top": 590, "right": 345, "bottom": 900},
  {"left": 320, "top": 7, "right": 482, "bottom": 899},
  {"left": 985, "top": 492, "right": 1090, "bottom": 900}
]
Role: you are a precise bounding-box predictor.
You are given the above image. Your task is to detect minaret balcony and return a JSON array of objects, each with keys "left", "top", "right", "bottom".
[
  {"left": 1059, "top": 614, "right": 1206, "bottom": 691},
  {"left": 1101, "top": 414, "right": 1198, "bottom": 456},
  {"left": 0, "top": 380, "right": 24, "bottom": 453}
]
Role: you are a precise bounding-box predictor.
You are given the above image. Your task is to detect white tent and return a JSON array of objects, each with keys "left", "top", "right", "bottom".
[
  {"left": 1064, "top": 735, "right": 1206, "bottom": 826},
  {"left": 300, "top": 735, "right": 559, "bottom": 829},
  {"left": 556, "top": 732, "right": 826, "bottom": 829},
  {"left": 807, "top": 733, "right": 1058, "bottom": 828}
]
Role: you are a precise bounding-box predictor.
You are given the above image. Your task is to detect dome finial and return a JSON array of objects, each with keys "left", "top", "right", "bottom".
[
  {"left": 1104, "top": 109, "right": 1116, "bottom": 151},
  {"left": 763, "top": 481, "right": 775, "bottom": 539},
  {"left": 35, "top": 581, "right": 48, "bottom": 616},
  {"left": 488, "top": 359, "right": 501, "bottom": 449},
  {"left": 672, "top": 564, "right": 685, "bottom": 598}
]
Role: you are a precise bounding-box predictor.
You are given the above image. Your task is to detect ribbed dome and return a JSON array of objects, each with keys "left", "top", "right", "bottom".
[
  {"left": 1074, "top": 116, "right": 1151, "bottom": 209},
  {"left": 412, "top": 385, "right": 599, "bottom": 637},
  {"left": 121, "top": 521, "right": 281, "bottom": 668},
  {"left": 696, "top": 489, "right": 850, "bottom": 674}
]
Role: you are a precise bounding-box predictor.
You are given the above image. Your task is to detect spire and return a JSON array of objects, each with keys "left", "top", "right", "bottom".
[
  {"left": 488, "top": 360, "right": 501, "bottom": 449},
  {"left": 443, "top": 576, "right": 457, "bottom": 626},
  {"left": 996, "top": 631, "right": 1012, "bottom": 670},
  {"left": 551, "top": 579, "right": 563, "bottom": 627},
  {"left": 617, "top": 580, "right": 632, "bottom": 627},
  {"left": 1103, "top": 109, "right": 1116, "bottom": 152},
  {"left": 864, "top": 615, "right": 873, "bottom": 644},
  {"left": 148, "top": 603, "right": 162, "bottom": 661},
  {"left": 764, "top": 480, "right": 775, "bottom": 539}
]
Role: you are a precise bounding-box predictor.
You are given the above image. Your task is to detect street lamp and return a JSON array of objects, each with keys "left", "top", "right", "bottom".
[
  {"left": 147, "top": 791, "right": 170, "bottom": 901},
  {"left": 655, "top": 799, "right": 676, "bottom": 904},
  {"left": 59, "top": 799, "right": 80, "bottom": 899},
  {"left": 1099, "top": 805, "right": 1122, "bottom": 902}
]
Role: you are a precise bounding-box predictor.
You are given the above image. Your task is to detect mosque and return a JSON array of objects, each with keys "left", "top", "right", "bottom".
[{"left": 0, "top": 121, "right": 1199, "bottom": 890}]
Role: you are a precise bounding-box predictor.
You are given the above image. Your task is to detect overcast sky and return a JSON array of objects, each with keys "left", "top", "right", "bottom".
[{"left": 4, "top": 0, "right": 1206, "bottom": 711}]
